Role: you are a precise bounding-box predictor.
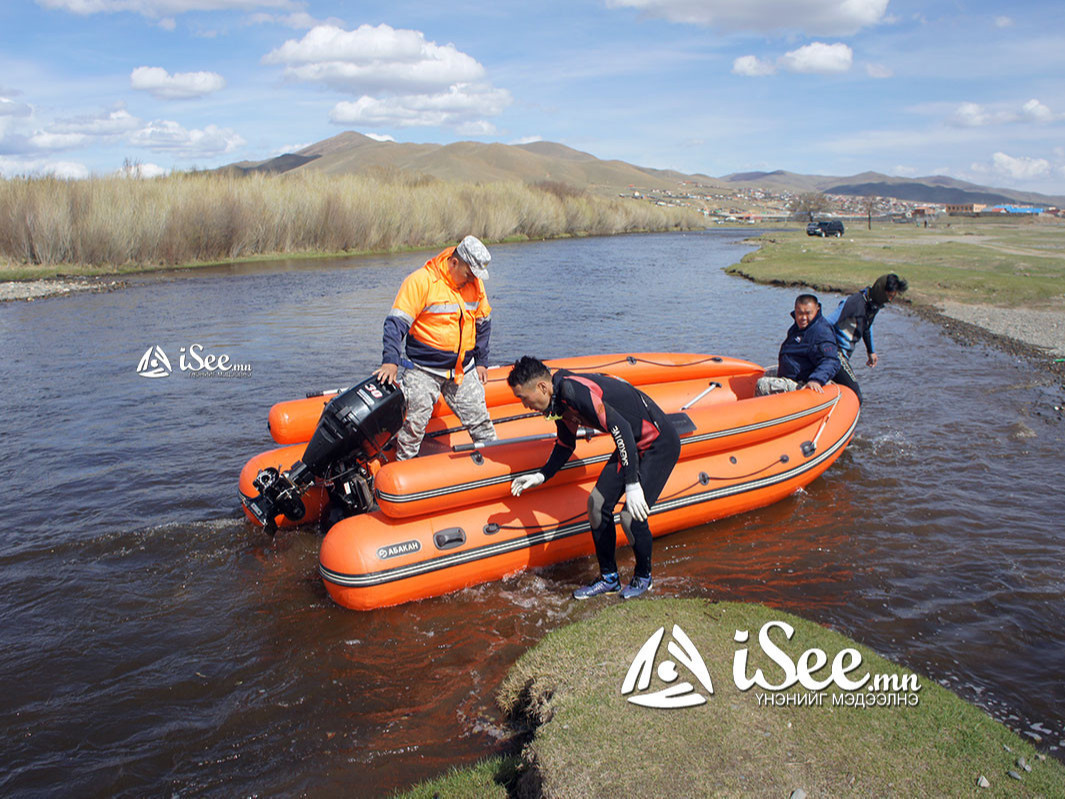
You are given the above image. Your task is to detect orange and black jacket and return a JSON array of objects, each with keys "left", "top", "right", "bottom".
[
  {"left": 540, "top": 369, "right": 664, "bottom": 485},
  {"left": 382, "top": 247, "right": 492, "bottom": 382}
]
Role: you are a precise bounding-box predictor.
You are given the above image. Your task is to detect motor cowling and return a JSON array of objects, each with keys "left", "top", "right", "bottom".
[
  {"left": 301, "top": 376, "right": 406, "bottom": 478},
  {"left": 243, "top": 375, "right": 406, "bottom": 534}
]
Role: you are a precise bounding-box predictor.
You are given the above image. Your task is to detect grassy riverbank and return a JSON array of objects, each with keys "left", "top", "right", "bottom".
[
  {"left": 0, "top": 171, "right": 705, "bottom": 280},
  {"left": 727, "top": 217, "right": 1065, "bottom": 308},
  {"left": 397, "top": 600, "right": 1065, "bottom": 798}
]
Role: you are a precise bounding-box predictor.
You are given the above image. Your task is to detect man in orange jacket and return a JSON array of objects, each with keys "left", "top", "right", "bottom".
[{"left": 373, "top": 235, "right": 497, "bottom": 460}]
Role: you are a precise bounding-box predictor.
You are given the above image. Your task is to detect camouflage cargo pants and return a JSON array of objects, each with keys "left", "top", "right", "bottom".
[
  {"left": 395, "top": 366, "right": 497, "bottom": 460},
  {"left": 754, "top": 365, "right": 800, "bottom": 396}
]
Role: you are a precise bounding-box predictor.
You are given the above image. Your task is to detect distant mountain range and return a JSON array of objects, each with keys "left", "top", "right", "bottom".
[
  {"left": 718, "top": 169, "right": 1064, "bottom": 207},
  {"left": 227, "top": 131, "right": 1065, "bottom": 207}
]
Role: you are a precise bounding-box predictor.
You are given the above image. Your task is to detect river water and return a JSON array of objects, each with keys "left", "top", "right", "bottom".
[{"left": 1, "top": 230, "right": 1063, "bottom": 796}]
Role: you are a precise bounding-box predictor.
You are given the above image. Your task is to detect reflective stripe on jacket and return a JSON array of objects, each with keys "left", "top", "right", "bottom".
[{"left": 382, "top": 247, "right": 492, "bottom": 381}]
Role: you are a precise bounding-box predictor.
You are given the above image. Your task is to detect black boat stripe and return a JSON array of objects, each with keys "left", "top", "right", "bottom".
[
  {"left": 376, "top": 396, "right": 840, "bottom": 505},
  {"left": 320, "top": 410, "right": 857, "bottom": 589}
]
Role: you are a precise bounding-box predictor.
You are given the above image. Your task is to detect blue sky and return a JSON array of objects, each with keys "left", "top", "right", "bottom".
[{"left": 2, "top": 0, "right": 1064, "bottom": 196}]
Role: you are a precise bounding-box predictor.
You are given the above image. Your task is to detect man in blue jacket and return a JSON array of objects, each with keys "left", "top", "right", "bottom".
[{"left": 756, "top": 294, "right": 840, "bottom": 396}]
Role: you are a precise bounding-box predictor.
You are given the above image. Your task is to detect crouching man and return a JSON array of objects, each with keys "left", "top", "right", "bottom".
[{"left": 507, "top": 356, "right": 681, "bottom": 600}]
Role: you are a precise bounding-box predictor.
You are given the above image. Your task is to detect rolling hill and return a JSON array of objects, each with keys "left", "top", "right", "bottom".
[{"left": 227, "top": 132, "right": 1065, "bottom": 207}]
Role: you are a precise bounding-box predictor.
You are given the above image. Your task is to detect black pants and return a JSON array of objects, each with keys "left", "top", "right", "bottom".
[
  {"left": 833, "top": 352, "right": 863, "bottom": 404},
  {"left": 588, "top": 408, "right": 681, "bottom": 579}
]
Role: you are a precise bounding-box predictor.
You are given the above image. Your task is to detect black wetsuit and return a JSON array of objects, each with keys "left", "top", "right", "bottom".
[{"left": 540, "top": 369, "right": 681, "bottom": 579}]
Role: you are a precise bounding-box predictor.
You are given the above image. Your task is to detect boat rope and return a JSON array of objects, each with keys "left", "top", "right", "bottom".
[
  {"left": 484, "top": 354, "right": 733, "bottom": 383},
  {"left": 485, "top": 453, "right": 793, "bottom": 533},
  {"left": 656, "top": 455, "right": 792, "bottom": 502}
]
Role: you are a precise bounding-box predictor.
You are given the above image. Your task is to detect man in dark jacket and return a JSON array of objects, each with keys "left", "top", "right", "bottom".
[
  {"left": 756, "top": 294, "right": 840, "bottom": 396},
  {"left": 825, "top": 273, "right": 908, "bottom": 404},
  {"left": 506, "top": 356, "right": 681, "bottom": 601}
]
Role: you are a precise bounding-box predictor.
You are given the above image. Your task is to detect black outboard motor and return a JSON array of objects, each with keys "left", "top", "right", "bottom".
[{"left": 243, "top": 375, "right": 406, "bottom": 535}]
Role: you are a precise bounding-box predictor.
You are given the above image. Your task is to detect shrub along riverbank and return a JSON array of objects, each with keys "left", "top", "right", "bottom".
[
  {"left": 0, "top": 171, "right": 705, "bottom": 280},
  {"left": 397, "top": 600, "right": 1065, "bottom": 798}
]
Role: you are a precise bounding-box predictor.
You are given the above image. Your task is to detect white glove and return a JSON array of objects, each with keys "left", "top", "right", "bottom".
[
  {"left": 625, "top": 482, "right": 650, "bottom": 522},
  {"left": 511, "top": 472, "right": 545, "bottom": 496}
]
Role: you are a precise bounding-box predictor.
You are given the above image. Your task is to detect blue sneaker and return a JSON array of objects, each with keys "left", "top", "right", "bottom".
[
  {"left": 572, "top": 572, "right": 621, "bottom": 600},
  {"left": 620, "top": 575, "right": 653, "bottom": 600}
]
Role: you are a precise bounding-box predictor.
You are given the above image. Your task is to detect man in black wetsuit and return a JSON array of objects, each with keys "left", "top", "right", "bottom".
[
  {"left": 506, "top": 356, "right": 681, "bottom": 600},
  {"left": 825, "top": 273, "right": 908, "bottom": 404}
]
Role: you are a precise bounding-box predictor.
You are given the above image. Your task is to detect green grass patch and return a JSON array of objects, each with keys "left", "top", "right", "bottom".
[
  {"left": 728, "top": 218, "right": 1065, "bottom": 308},
  {"left": 404, "top": 600, "right": 1064, "bottom": 797},
  {"left": 392, "top": 755, "right": 522, "bottom": 798}
]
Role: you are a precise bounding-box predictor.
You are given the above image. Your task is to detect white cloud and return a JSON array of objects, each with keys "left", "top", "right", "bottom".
[
  {"left": 991, "top": 151, "right": 1051, "bottom": 181},
  {"left": 889, "top": 165, "right": 920, "bottom": 177},
  {"left": 0, "top": 155, "right": 90, "bottom": 179},
  {"left": 130, "top": 66, "right": 226, "bottom": 99},
  {"left": 779, "top": 42, "right": 853, "bottom": 74},
  {"left": 263, "top": 24, "right": 485, "bottom": 95},
  {"left": 266, "top": 24, "right": 511, "bottom": 132},
  {"left": 994, "top": 16, "right": 1014, "bottom": 28},
  {"left": 329, "top": 83, "right": 511, "bottom": 130},
  {"left": 248, "top": 11, "right": 337, "bottom": 29},
  {"left": 29, "top": 131, "right": 89, "bottom": 149},
  {"left": 128, "top": 119, "right": 245, "bottom": 156},
  {"left": 456, "top": 120, "right": 497, "bottom": 136},
  {"left": 950, "top": 99, "right": 1060, "bottom": 128},
  {"left": 117, "top": 161, "right": 169, "bottom": 177},
  {"left": 0, "top": 96, "right": 33, "bottom": 118},
  {"left": 950, "top": 102, "right": 1011, "bottom": 127},
  {"left": 51, "top": 107, "right": 141, "bottom": 135},
  {"left": 734, "top": 43, "right": 854, "bottom": 78},
  {"left": 36, "top": 0, "right": 295, "bottom": 18},
  {"left": 510, "top": 135, "right": 543, "bottom": 145},
  {"left": 865, "top": 63, "right": 893, "bottom": 79},
  {"left": 364, "top": 133, "right": 395, "bottom": 142},
  {"left": 272, "top": 141, "right": 311, "bottom": 154},
  {"left": 1021, "top": 98, "right": 1054, "bottom": 123},
  {"left": 732, "top": 55, "right": 776, "bottom": 77},
  {"left": 605, "top": 0, "right": 888, "bottom": 36}
]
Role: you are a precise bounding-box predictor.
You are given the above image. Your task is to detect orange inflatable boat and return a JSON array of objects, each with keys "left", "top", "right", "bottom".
[{"left": 238, "top": 354, "right": 860, "bottom": 610}]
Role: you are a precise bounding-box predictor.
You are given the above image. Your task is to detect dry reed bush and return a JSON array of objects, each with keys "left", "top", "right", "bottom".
[{"left": 0, "top": 171, "right": 703, "bottom": 269}]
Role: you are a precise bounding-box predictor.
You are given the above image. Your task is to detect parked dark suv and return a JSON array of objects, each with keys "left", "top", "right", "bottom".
[{"left": 806, "top": 220, "right": 845, "bottom": 237}]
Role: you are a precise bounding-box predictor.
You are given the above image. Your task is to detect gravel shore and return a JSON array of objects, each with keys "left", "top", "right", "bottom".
[
  {"left": 0, "top": 278, "right": 126, "bottom": 302},
  {"left": 910, "top": 302, "right": 1065, "bottom": 378},
  {"left": 935, "top": 301, "right": 1065, "bottom": 357}
]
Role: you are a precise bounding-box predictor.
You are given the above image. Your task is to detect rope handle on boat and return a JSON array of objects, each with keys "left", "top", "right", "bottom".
[
  {"left": 452, "top": 427, "right": 599, "bottom": 452},
  {"left": 681, "top": 381, "right": 721, "bottom": 411},
  {"left": 428, "top": 410, "right": 542, "bottom": 439}
]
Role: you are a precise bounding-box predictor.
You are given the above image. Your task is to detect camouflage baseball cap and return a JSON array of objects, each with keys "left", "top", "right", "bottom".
[{"left": 456, "top": 235, "right": 491, "bottom": 280}]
